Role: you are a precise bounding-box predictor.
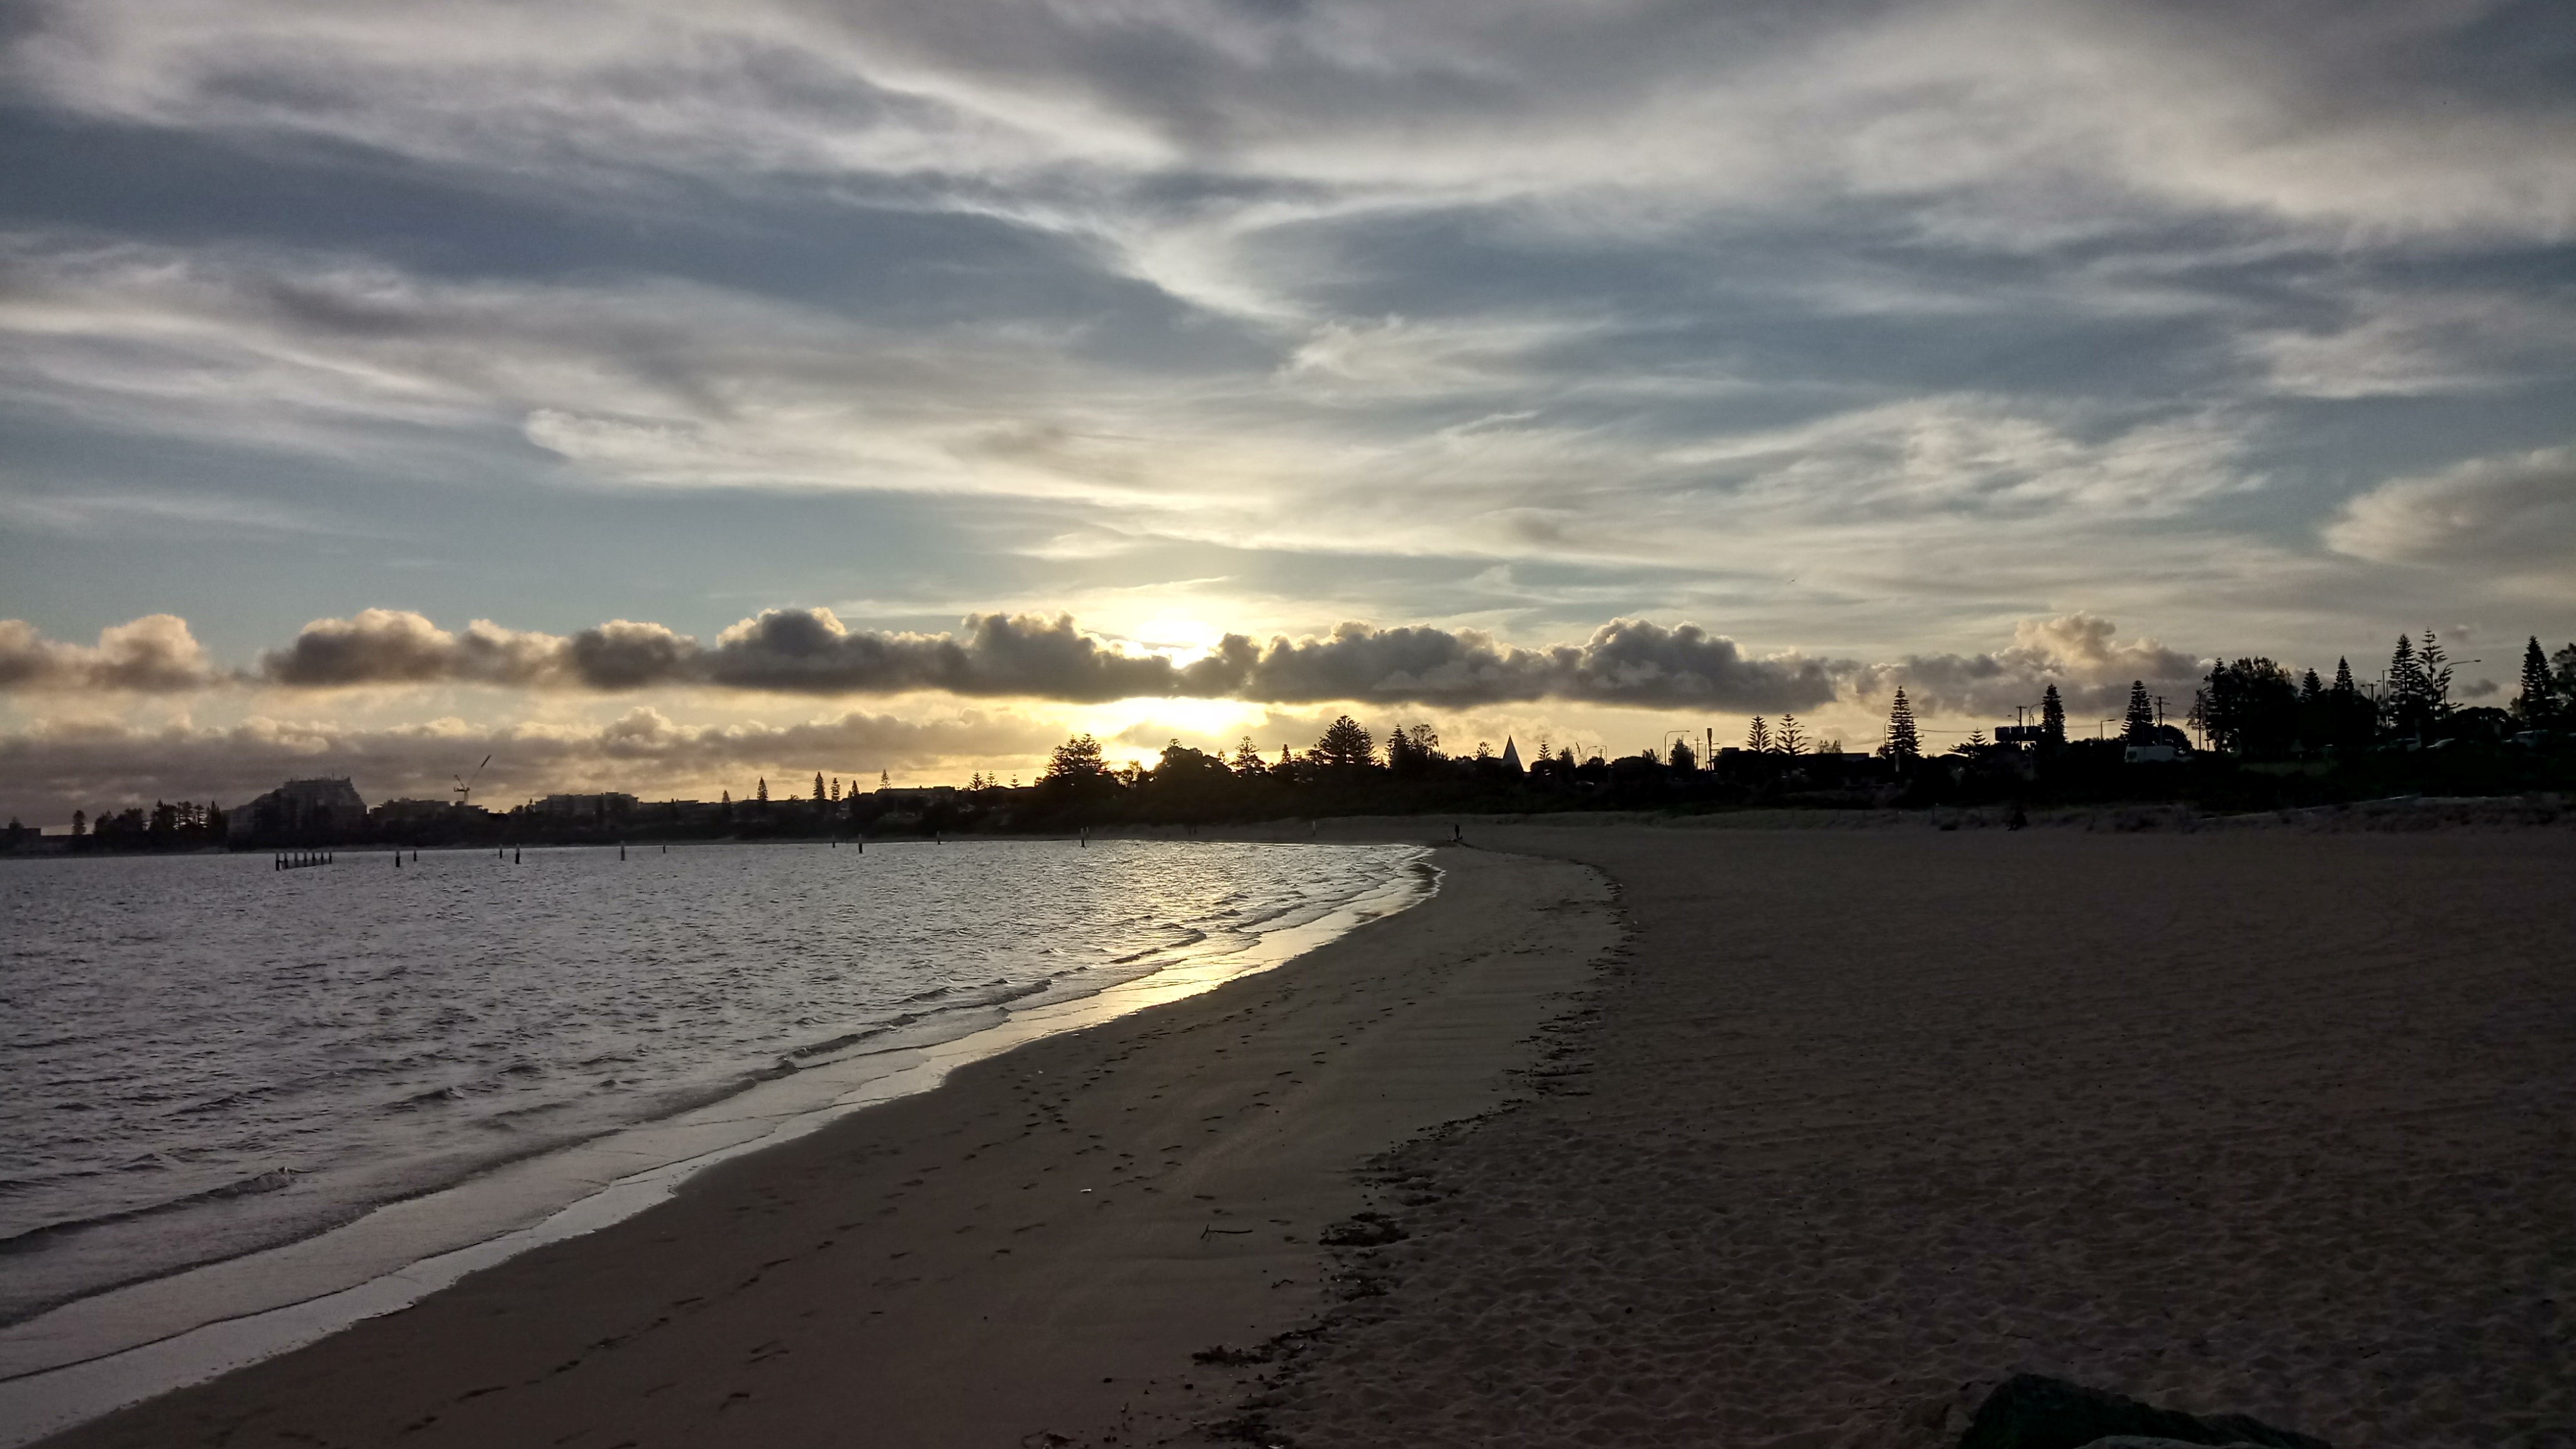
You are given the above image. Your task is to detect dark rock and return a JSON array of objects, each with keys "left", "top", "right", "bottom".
[{"left": 1957, "top": 1375, "right": 2329, "bottom": 1449}]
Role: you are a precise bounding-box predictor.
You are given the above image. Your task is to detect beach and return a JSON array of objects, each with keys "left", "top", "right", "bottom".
[
  {"left": 1258, "top": 823, "right": 2576, "bottom": 1448},
  {"left": 28, "top": 843, "right": 1616, "bottom": 1447},
  {"left": 28, "top": 821, "right": 2576, "bottom": 1448}
]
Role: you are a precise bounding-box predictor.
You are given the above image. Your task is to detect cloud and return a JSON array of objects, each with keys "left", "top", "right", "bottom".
[
  {"left": 257, "top": 609, "right": 570, "bottom": 687},
  {"left": 0, "top": 614, "right": 219, "bottom": 692},
  {"left": 1860, "top": 613, "right": 2202, "bottom": 718},
  {"left": 2326, "top": 446, "right": 2576, "bottom": 587},
  {"left": 4, "top": 1, "right": 2572, "bottom": 697},
  {"left": 0, "top": 706, "right": 1055, "bottom": 823},
  {"left": 699, "top": 609, "right": 1197, "bottom": 699},
  {"left": 16, "top": 0, "right": 2573, "bottom": 244},
  {"left": 56, "top": 606, "right": 1843, "bottom": 711},
  {"left": 1228, "top": 617, "right": 1841, "bottom": 711},
  {"left": 2245, "top": 290, "right": 2576, "bottom": 399}
]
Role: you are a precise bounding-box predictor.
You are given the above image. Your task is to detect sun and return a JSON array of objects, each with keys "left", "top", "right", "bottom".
[{"left": 1130, "top": 612, "right": 1226, "bottom": 666}]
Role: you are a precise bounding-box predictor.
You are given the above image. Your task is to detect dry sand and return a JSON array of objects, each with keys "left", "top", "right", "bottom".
[
  {"left": 32, "top": 845, "right": 1616, "bottom": 1448},
  {"left": 30, "top": 822, "right": 2576, "bottom": 1449},
  {"left": 1248, "top": 824, "right": 2576, "bottom": 1449}
]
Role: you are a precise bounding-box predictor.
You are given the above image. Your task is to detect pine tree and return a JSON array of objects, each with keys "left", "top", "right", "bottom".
[
  {"left": 1384, "top": 723, "right": 1414, "bottom": 774},
  {"left": 2515, "top": 636, "right": 2555, "bottom": 724},
  {"left": 830, "top": 777, "right": 841, "bottom": 802},
  {"left": 813, "top": 772, "right": 825, "bottom": 805},
  {"left": 2384, "top": 635, "right": 2421, "bottom": 737},
  {"left": 755, "top": 777, "right": 770, "bottom": 807},
  {"left": 1881, "top": 690, "right": 1920, "bottom": 764},
  {"left": 1777, "top": 714, "right": 1807, "bottom": 756},
  {"left": 1232, "top": 736, "right": 1266, "bottom": 774},
  {"left": 2382, "top": 633, "right": 2457, "bottom": 741},
  {"left": 2040, "top": 684, "right": 2066, "bottom": 747},
  {"left": 2418, "top": 630, "right": 2455, "bottom": 722},
  {"left": 2123, "top": 681, "right": 2156, "bottom": 743},
  {"left": 1745, "top": 715, "right": 1771, "bottom": 753},
  {"left": 1313, "top": 716, "right": 1376, "bottom": 771}
]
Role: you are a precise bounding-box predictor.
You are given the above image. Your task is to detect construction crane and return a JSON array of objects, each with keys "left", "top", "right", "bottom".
[{"left": 453, "top": 755, "right": 492, "bottom": 809}]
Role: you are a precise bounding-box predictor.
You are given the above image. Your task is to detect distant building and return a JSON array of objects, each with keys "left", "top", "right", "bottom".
[
  {"left": 228, "top": 777, "right": 368, "bottom": 841},
  {"left": 374, "top": 798, "right": 491, "bottom": 825},
  {"left": 1500, "top": 737, "right": 1524, "bottom": 772},
  {"left": 870, "top": 786, "right": 958, "bottom": 809},
  {"left": 533, "top": 792, "right": 637, "bottom": 821}
]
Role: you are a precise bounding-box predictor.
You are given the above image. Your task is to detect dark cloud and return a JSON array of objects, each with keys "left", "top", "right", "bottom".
[
  {"left": 30, "top": 607, "right": 1840, "bottom": 711},
  {"left": 0, "top": 614, "right": 219, "bottom": 692},
  {"left": 1227, "top": 618, "right": 1840, "bottom": 711},
  {"left": 1858, "top": 613, "right": 2204, "bottom": 718},
  {"left": 257, "top": 609, "right": 566, "bottom": 687},
  {"left": 697, "top": 609, "right": 1197, "bottom": 700}
]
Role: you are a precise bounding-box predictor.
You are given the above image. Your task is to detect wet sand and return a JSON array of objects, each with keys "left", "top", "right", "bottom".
[
  {"left": 1254, "top": 824, "right": 2576, "bottom": 1448},
  {"left": 28, "top": 822, "right": 2575, "bottom": 1449},
  {"left": 29, "top": 845, "right": 1616, "bottom": 1448}
]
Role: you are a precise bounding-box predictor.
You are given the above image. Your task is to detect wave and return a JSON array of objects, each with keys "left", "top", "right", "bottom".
[{"left": 0, "top": 1166, "right": 304, "bottom": 1258}]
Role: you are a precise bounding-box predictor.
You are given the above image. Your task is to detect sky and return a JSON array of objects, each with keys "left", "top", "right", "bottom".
[{"left": 2, "top": 0, "right": 2572, "bottom": 823}]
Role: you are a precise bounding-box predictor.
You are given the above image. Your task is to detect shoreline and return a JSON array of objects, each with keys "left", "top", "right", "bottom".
[
  {"left": 10, "top": 840, "right": 1607, "bottom": 1433},
  {"left": 0, "top": 841, "right": 1441, "bottom": 1444}
]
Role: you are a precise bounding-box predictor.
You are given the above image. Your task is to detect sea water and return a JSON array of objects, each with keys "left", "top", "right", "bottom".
[{"left": 0, "top": 840, "right": 1425, "bottom": 1337}]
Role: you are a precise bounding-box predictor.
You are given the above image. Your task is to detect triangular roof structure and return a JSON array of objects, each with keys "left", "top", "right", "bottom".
[{"left": 1501, "top": 736, "right": 1523, "bottom": 771}]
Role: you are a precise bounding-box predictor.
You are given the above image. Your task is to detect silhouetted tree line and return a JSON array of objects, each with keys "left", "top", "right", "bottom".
[
  {"left": 2188, "top": 632, "right": 2575, "bottom": 759},
  {"left": 53, "top": 800, "right": 228, "bottom": 852},
  {"left": 1861, "top": 630, "right": 2576, "bottom": 815}
]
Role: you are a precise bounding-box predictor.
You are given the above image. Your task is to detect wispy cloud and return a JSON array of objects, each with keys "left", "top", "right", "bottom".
[{"left": 2328, "top": 445, "right": 2576, "bottom": 597}]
